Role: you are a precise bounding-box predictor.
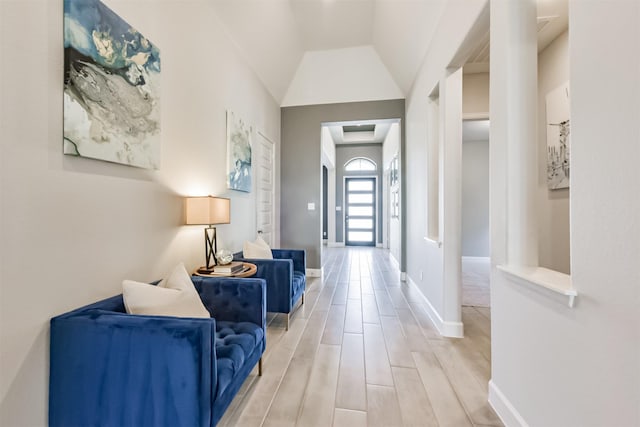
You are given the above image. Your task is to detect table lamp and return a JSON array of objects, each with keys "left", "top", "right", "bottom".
[{"left": 185, "top": 196, "right": 230, "bottom": 273}]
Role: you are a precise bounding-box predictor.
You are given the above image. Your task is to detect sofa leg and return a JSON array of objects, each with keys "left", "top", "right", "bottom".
[
  {"left": 258, "top": 357, "right": 263, "bottom": 376},
  {"left": 301, "top": 292, "right": 305, "bottom": 305},
  {"left": 286, "top": 313, "right": 290, "bottom": 331}
]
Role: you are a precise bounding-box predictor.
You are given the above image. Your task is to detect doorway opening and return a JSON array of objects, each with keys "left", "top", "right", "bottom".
[{"left": 461, "top": 119, "right": 490, "bottom": 308}]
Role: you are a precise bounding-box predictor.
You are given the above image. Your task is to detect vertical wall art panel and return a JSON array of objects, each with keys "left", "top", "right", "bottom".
[
  {"left": 546, "top": 82, "right": 570, "bottom": 189},
  {"left": 63, "top": 0, "right": 161, "bottom": 169},
  {"left": 226, "top": 111, "right": 252, "bottom": 192}
]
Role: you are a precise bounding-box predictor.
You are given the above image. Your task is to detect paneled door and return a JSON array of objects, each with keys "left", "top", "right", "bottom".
[
  {"left": 345, "top": 177, "right": 376, "bottom": 246},
  {"left": 256, "top": 132, "right": 275, "bottom": 245}
]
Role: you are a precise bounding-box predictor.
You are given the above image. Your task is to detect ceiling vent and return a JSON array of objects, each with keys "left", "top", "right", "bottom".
[{"left": 343, "top": 124, "right": 376, "bottom": 133}]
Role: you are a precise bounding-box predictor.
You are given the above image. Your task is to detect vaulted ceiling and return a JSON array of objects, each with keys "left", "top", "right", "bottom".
[
  {"left": 209, "top": 0, "right": 447, "bottom": 104},
  {"left": 210, "top": 0, "right": 568, "bottom": 106}
]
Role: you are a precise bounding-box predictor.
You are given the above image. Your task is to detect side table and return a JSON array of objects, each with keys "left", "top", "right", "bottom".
[{"left": 193, "top": 262, "right": 257, "bottom": 278}]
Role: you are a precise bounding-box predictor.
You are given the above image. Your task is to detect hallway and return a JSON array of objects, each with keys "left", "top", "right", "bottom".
[{"left": 218, "top": 247, "right": 501, "bottom": 427}]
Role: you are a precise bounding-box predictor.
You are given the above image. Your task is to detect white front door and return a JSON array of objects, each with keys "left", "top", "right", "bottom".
[{"left": 255, "top": 132, "right": 275, "bottom": 245}]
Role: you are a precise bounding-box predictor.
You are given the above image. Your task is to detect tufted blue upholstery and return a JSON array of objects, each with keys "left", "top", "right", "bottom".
[
  {"left": 214, "top": 321, "right": 263, "bottom": 398},
  {"left": 49, "top": 276, "right": 266, "bottom": 427},
  {"left": 234, "top": 249, "right": 306, "bottom": 321}
]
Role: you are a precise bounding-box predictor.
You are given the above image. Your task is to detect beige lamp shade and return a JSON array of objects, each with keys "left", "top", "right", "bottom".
[{"left": 185, "top": 196, "right": 230, "bottom": 225}]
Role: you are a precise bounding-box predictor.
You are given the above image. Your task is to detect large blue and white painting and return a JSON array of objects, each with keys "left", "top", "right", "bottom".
[
  {"left": 64, "top": 0, "right": 161, "bottom": 169},
  {"left": 226, "top": 111, "right": 252, "bottom": 193}
]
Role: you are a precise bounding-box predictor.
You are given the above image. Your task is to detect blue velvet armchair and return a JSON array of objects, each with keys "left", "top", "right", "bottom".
[
  {"left": 234, "top": 249, "right": 306, "bottom": 329},
  {"left": 49, "top": 276, "right": 266, "bottom": 427}
]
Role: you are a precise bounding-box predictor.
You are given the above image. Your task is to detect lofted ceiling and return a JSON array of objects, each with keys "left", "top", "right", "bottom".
[
  {"left": 210, "top": 0, "right": 568, "bottom": 105},
  {"left": 209, "top": 0, "right": 447, "bottom": 104}
]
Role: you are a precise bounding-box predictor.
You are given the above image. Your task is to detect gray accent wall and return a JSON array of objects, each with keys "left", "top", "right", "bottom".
[
  {"left": 281, "top": 99, "right": 405, "bottom": 269},
  {"left": 335, "top": 144, "right": 383, "bottom": 244}
]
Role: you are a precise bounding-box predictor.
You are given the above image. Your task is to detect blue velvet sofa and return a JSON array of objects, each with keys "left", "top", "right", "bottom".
[
  {"left": 49, "top": 276, "right": 266, "bottom": 427},
  {"left": 234, "top": 249, "right": 306, "bottom": 329}
]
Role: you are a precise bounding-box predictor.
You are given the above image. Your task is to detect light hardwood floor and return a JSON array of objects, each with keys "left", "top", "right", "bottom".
[{"left": 219, "top": 247, "right": 502, "bottom": 427}]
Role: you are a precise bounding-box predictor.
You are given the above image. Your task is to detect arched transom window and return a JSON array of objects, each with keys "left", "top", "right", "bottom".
[{"left": 345, "top": 157, "right": 376, "bottom": 172}]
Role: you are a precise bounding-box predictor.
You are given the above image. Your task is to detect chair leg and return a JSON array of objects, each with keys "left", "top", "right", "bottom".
[{"left": 258, "top": 357, "right": 263, "bottom": 376}]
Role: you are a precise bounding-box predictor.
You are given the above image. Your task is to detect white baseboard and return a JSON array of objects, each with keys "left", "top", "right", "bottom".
[
  {"left": 401, "top": 272, "right": 407, "bottom": 282},
  {"left": 327, "top": 242, "right": 345, "bottom": 247},
  {"left": 488, "top": 380, "right": 528, "bottom": 427},
  {"left": 306, "top": 268, "right": 322, "bottom": 278},
  {"left": 376, "top": 243, "right": 384, "bottom": 248},
  {"left": 462, "top": 256, "right": 490, "bottom": 263},
  {"left": 407, "top": 277, "right": 464, "bottom": 338},
  {"left": 389, "top": 254, "right": 400, "bottom": 270}
]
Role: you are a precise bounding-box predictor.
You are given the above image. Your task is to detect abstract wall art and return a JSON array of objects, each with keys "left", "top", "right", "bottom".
[
  {"left": 63, "top": 0, "right": 161, "bottom": 169},
  {"left": 226, "top": 111, "right": 252, "bottom": 193},
  {"left": 546, "top": 82, "right": 570, "bottom": 190}
]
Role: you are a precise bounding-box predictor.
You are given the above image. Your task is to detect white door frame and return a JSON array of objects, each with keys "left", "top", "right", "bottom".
[{"left": 256, "top": 131, "right": 276, "bottom": 245}]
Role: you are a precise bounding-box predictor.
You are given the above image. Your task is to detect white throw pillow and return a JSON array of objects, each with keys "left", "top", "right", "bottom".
[
  {"left": 255, "top": 236, "right": 271, "bottom": 250},
  {"left": 243, "top": 237, "right": 273, "bottom": 259},
  {"left": 122, "top": 262, "right": 210, "bottom": 318}
]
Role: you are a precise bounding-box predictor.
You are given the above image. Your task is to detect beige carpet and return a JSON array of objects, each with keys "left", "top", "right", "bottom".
[{"left": 462, "top": 257, "right": 490, "bottom": 307}]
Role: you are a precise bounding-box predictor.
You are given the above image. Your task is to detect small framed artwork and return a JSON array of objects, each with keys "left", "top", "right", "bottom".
[
  {"left": 546, "top": 82, "right": 570, "bottom": 190},
  {"left": 226, "top": 110, "right": 252, "bottom": 193}
]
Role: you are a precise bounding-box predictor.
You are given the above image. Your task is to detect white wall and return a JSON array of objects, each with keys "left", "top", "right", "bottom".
[
  {"left": 537, "top": 30, "right": 570, "bottom": 274},
  {"left": 489, "top": 1, "right": 640, "bottom": 426},
  {"left": 281, "top": 46, "right": 404, "bottom": 107},
  {"left": 0, "top": 1, "right": 280, "bottom": 425},
  {"left": 404, "top": 0, "right": 488, "bottom": 332},
  {"left": 383, "top": 123, "right": 401, "bottom": 261},
  {"left": 462, "top": 139, "right": 490, "bottom": 257},
  {"left": 321, "top": 127, "right": 336, "bottom": 244}
]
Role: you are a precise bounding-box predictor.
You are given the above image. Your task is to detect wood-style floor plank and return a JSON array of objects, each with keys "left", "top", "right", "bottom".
[
  {"left": 430, "top": 341, "right": 502, "bottom": 426},
  {"left": 366, "top": 384, "right": 404, "bottom": 427},
  {"left": 392, "top": 366, "right": 439, "bottom": 426},
  {"left": 297, "top": 344, "right": 341, "bottom": 426},
  {"left": 332, "top": 409, "right": 367, "bottom": 427},
  {"left": 373, "top": 288, "right": 397, "bottom": 316},
  {"left": 262, "top": 357, "right": 312, "bottom": 427},
  {"left": 380, "top": 315, "right": 416, "bottom": 368},
  {"left": 412, "top": 351, "right": 474, "bottom": 427},
  {"left": 292, "top": 308, "right": 330, "bottom": 361},
  {"left": 321, "top": 303, "right": 347, "bottom": 345},
  {"left": 361, "top": 293, "right": 380, "bottom": 324},
  {"left": 335, "top": 333, "right": 367, "bottom": 411},
  {"left": 343, "top": 298, "right": 363, "bottom": 334},
  {"left": 363, "top": 323, "right": 394, "bottom": 386}
]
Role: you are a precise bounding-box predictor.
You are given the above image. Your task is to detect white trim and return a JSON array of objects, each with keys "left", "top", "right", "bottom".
[
  {"left": 462, "top": 256, "right": 490, "bottom": 263},
  {"left": 400, "top": 272, "right": 407, "bottom": 282},
  {"left": 376, "top": 243, "right": 384, "bottom": 248},
  {"left": 423, "top": 236, "right": 442, "bottom": 248},
  {"left": 306, "top": 268, "right": 322, "bottom": 278},
  {"left": 497, "top": 264, "right": 576, "bottom": 308},
  {"left": 328, "top": 242, "right": 345, "bottom": 247},
  {"left": 407, "top": 277, "right": 464, "bottom": 338},
  {"left": 463, "top": 112, "right": 490, "bottom": 121},
  {"left": 488, "top": 380, "right": 529, "bottom": 427}
]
